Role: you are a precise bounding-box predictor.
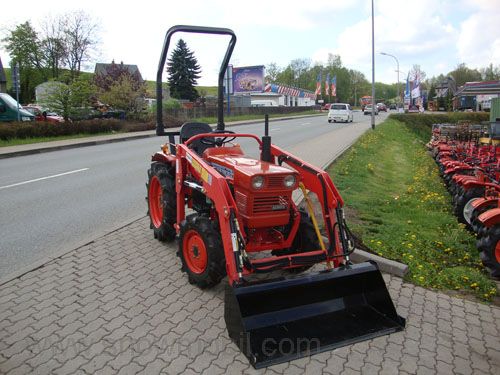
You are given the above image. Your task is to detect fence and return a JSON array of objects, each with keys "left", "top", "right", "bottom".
[{"left": 166, "top": 106, "right": 317, "bottom": 121}]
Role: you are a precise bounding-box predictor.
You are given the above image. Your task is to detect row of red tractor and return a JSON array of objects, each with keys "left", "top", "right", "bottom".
[{"left": 429, "top": 121, "right": 500, "bottom": 278}]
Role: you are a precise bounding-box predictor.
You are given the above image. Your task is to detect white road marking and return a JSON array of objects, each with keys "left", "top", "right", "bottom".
[
  {"left": 300, "top": 122, "right": 311, "bottom": 126},
  {"left": 0, "top": 168, "right": 89, "bottom": 190},
  {"left": 270, "top": 127, "right": 281, "bottom": 132}
]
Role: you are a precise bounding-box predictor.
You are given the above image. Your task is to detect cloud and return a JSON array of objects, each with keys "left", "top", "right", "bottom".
[
  {"left": 215, "top": 0, "right": 359, "bottom": 30},
  {"left": 457, "top": 2, "right": 500, "bottom": 68},
  {"left": 312, "top": 0, "right": 457, "bottom": 82}
]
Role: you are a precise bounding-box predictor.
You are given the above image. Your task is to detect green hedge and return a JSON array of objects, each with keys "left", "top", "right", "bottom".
[
  {"left": 389, "top": 112, "right": 490, "bottom": 141},
  {"left": 0, "top": 116, "right": 184, "bottom": 141}
]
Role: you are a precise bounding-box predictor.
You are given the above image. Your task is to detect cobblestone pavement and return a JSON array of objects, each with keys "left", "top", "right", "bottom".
[{"left": 1, "top": 217, "right": 500, "bottom": 374}]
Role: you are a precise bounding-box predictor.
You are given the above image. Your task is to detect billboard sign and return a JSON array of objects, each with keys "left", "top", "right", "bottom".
[{"left": 232, "top": 65, "right": 264, "bottom": 93}]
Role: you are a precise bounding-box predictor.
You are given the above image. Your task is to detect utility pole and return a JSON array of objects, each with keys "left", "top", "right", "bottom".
[
  {"left": 371, "top": 0, "right": 375, "bottom": 130},
  {"left": 13, "top": 62, "right": 21, "bottom": 122}
]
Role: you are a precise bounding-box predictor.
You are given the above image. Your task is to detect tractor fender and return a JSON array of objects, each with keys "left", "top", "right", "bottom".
[
  {"left": 478, "top": 208, "right": 500, "bottom": 228},
  {"left": 463, "top": 180, "right": 486, "bottom": 190},
  {"left": 472, "top": 197, "right": 496, "bottom": 210},
  {"left": 152, "top": 151, "right": 176, "bottom": 165},
  {"left": 453, "top": 175, "right": 476, "bottom": 186}
]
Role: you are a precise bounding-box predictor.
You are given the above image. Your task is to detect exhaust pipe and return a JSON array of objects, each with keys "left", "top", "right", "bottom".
[{"left": 261, "top": 114, "right": 272, "bottom": 162}]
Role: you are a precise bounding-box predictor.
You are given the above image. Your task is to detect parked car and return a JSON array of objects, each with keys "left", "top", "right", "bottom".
[
  {"left": 408, "top": 105, "right": 419, "bottom": 113},
  {"left": 328, "top": 103, "right": 353, "bottom": 123},
  {"left": 363, "top": 105, "right": 379, "bottom": 115},
  {"left": 389, "top": 103, "right": 397, "bottom": 110},
  {"left": 23, "top": 105, "right": 65, "bottom": 123},
  {"left": 376, "top": 103, "right": 387, "bottom": 112},
  {"left": 0, "top": 93, "right": 35, "bottom": 122}
]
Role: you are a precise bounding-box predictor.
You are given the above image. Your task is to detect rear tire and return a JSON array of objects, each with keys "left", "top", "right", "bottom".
[
  {"left": 147, "top": 162, "right": 176, "bottom": 242},
  {"left": 273, "top": 210, "right": 321, "bottom": 273},
  {"left": 479, "top": 225, "right": 500, "bottom": 278},
  {"left": 178, "top": 214, "right": 226, "bottom": 288},
  {"left": 454, "top": 187, "right": 484, "bottom": 224}
]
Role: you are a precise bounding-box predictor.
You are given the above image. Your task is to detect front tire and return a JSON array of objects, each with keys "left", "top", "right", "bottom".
[
  {"left": 147, "top": 162, "right": 176, "bottom": 242},
  {"left": 178, "top": 214, "right": 226, "bottom": 288},
  {"left": 272, "top": 210, "right": 320, "bottom": 273}
]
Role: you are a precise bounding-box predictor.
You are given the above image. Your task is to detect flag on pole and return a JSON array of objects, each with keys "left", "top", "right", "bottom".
[
  {"left": 315, "top": 72, "right": 322, "bottom": 95},
  {"left": 325, "top": 73, "right": 330, "bottom": 96},
  {"left": 405, "top": 72, "right": 410, "bottom": 98},
  {"left": 331, "top": 75, "right": 337, "bottom": 97}
]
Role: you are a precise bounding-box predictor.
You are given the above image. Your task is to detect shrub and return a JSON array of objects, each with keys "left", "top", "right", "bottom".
[
  {"left": 0, "top": 119, "right": 124, "bottom": 140},
  {"left": 389, "top": 112, "right": 490, "bottom": 141}
]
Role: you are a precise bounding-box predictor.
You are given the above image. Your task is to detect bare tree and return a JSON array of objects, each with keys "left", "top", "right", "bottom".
[
  {"left": 40, "top": 16, "right": 67, "bottom": 79},
  {"left": 409, "top": 64, "right": 426, "bottom": 83},
  {"left": 62, "top": 11, "right": 100, "bottom": 79}
]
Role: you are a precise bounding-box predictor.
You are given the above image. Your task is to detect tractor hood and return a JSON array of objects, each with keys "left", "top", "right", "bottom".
[{"left": 207, "top": 155, "right": 296, "bottom": 180}]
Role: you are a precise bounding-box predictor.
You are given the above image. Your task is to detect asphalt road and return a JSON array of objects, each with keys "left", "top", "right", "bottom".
[{"left": 0, "top": 111, "right": 389, "bottom": 279}]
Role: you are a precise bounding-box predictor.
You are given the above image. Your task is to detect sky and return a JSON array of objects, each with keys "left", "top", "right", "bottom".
[{"left": 1, "top": 0, "right": 499, "bottom": 87}]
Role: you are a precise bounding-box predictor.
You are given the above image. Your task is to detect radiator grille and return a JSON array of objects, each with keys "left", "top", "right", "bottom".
[
  {"left": 253, "top": 195, "right": 289, "bottom": 213},
  {"left": 236, "top": 191, "right": 248, "bottom": 213},
  {"left": 267, "top": 175, "right": 284, "bottom": 188}
]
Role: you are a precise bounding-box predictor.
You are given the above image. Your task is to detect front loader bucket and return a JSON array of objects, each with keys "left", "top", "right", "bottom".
[{"left": 224, "top": 261, "right": 405, "bottom": 368}]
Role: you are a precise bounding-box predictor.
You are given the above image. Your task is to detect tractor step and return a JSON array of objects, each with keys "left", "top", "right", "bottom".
[{"left": 224, "top": 261, "right": 405, "bottom": 368}]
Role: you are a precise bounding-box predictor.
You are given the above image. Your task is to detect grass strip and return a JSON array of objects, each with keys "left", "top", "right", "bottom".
[{"left": 328, "top": 118, "right": 497, "bottom": 302}]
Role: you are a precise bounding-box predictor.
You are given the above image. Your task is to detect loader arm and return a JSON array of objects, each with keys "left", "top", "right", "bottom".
[{"left": 270, "top": 144, "right": 348, "bottom": 262}]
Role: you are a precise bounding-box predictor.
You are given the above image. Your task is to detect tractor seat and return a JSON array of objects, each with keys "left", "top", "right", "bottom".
[{"left": 179, "top": 122, "right": 213, "bottom": 156}]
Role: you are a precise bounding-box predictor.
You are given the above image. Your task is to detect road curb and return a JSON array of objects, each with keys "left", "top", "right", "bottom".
[
  {"left": 0, "top": 114, "right": 322, "bottom": 159},
  {"left": 350, "top": 249, "right": 409, "bottom": 277},
  {"left": 0, "top": 133, "right": 158, "bottom": 159}
]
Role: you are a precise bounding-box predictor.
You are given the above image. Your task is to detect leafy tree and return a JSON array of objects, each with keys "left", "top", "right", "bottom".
[
  {"left": 327, "top": 54, "right": 342, "bottom": 69},
  {"left": 99, "top": 75, "right": 146, "bottom": 112},
  {"left": 167, "top": 39, "right": 201, "bottom": 101},
  {"left": 265, "top": 62, "right": 280, "bottom": 82},
  {"left": 276, "top": 66, "right": 295, "bottom": 87},
  {"left": 40, "top": 82, "right": 71, "bottom": 119},
  {"left": 428, "top": 84, "right": 436, "bottom": 101},
  {"left": 289, "top": 58, "right": 311, "bottom": 88},
  {"left": 480, "top": 63, "right": 500, "bottom": 81},
  {"left": 40, "top": 76, "right": 96, "bottom": 120},
  {"left": 448, "top": 63, "right": 481, "bottom": 87},
  {"left": 349, "top": 69, "right": 368, "bottom": 106},
  {"left": 2, "top": 21, "right": 47, "bottom": 102}
]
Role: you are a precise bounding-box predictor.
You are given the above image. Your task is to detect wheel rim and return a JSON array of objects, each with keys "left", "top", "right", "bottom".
[
  {"left": 149, "top": 176, "right": 163, "bottom": 228},
  {"left": 183, "top": 230, "right": 208, "bottom": 274},
  {"left": 495, "top": 240, "right": 500, "bottom": 264}
]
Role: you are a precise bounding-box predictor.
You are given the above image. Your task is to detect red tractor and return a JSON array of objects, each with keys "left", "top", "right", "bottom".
[{"left": 146, "top": 25, "right": 404, "bottom": 368}]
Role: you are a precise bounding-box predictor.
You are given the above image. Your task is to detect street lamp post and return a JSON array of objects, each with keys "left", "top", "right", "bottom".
[
  {"left": 371, "top": 0, "right": 375, "bottom": 130},
  {"left": 380, "top": 52, "right": 400, "bottom": 104}
]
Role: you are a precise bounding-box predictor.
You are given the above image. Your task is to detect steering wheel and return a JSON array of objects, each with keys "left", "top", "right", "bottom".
[{"left": 200, "top": 130, "right": 236, "bottom": 146}]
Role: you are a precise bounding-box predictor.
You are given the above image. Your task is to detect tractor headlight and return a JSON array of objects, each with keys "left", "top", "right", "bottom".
[
  {"left": 251, "top": 175, "right": 265, "bottom": 189},
  {"left": 283, "top": 175, "right": 296, "bottom": 188}
]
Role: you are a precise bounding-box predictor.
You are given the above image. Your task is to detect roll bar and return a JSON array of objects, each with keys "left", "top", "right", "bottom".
[{"left": 156, "top": 25, "right": 237, "bottom": 136}]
